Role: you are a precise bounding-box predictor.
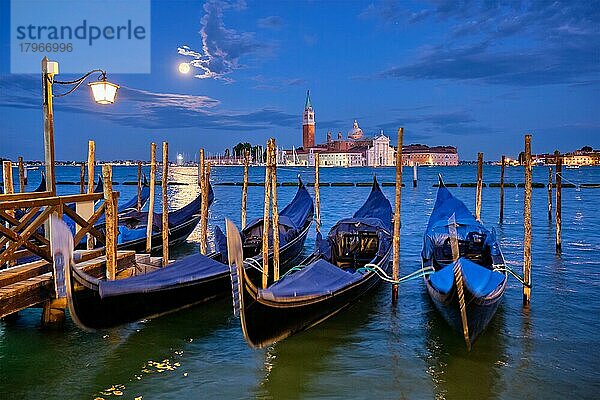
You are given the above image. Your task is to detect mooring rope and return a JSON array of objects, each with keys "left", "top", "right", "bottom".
[
  {"left": 355, "top": 264, "right": 435, "bottom": 284},
  {"left": 556, "top": 172, "right": 581, "bottom": 191},
  {"left": 493, "top": 264, "right": 532, "bottom": 288},
  {"left": 243, "top": 257, "right": 263, "bottom": 273}
]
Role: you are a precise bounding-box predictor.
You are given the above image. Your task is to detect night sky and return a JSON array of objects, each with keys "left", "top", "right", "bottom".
[{"left": 1, "top": 0, "right": 598, "bottom": 162}]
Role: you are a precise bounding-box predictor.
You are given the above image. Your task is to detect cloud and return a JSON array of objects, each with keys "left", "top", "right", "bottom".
[
  {"left": 177, "top": 0, "right": 273, "bottom": 82},
  {"left": 0, "top": 75, "right": 298, "bottom": 131},
  {"left": 377, "top": 110, "right": 491, "bottom": 140},
  {"left": 257, "top": 16, "right": 284, "bottom": 30},
  {"left": 367, "top": 0, "right": 600, "bottom": 86}
]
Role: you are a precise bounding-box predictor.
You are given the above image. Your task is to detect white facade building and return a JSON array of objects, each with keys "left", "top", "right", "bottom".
[{"left": 366, "top": 132, "right": 396, "bottom": 166}]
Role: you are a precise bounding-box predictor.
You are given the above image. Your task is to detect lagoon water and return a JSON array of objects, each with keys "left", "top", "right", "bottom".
[{"left": 1, "top": 165, "right": 599, "bottom": 399}]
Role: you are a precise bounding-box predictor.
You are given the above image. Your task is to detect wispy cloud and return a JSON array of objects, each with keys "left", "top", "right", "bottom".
[
  {"left": 366, "top": 0, "right": 600, "bottom": 86},
  {"left": 177, "top": 0, "right": 273, "bottom": 82},
  {"left": 257, "top": 15, "right": 284, "bottom": 30},
  {"left": 377, "top": 109, "right": 491, "bottom": 140},
  {"left": 0, "top": 75, "right": 297, "bottom": 131}
]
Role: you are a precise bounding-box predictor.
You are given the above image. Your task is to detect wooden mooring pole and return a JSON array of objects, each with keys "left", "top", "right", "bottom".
[
  {"left": 392, "top": 127, "right": 403, "bottom": 303},
  {"left": 18, "top": 157, "right": 25, "bottom": 192},
  {"left": 3, "top": 161, "right": 14, "bottom": 267},
  {"left": 449, "top": 213, "right": 471, "bottom": 351},
  {"left": 499, "top": 155, "right": 505, "bottom": 223},
  {"left": 2, "top": 161, "right": 14, "bottom": 198},
  {"left": 555, "top": 150, "right": 562, "bottom": 253},
  {"left": 241, "top": 150, "right": 249, "bottom": 229},
  {"left": 200, "top": 151, "right": 210, "bottom": 256},
  {"left": 87, "top": 140, "right": 95, "bottom": 250},
  {"left": 79, "top": 163, "right": 85, "bottom": 194},
  {"left": 271, "top": 139, "right": 280, "bottom": 281},
  {"left": 315, "top": 152, "right": 321, "bottom": 234},
  {"left": 200, "top": 162, "right": 211, "bottom": 254},
  {"left": 102, "top": 165, "right": 117, "bottom": 280},
  {"left": 262, "top": 139, "right": 273, "bottom": 289},
  {"left": 137, "top": 161, "right": 142, "bottom": 212},
  {"left": 523, "top": 135, "right": 532, "bottom": 305},
  {"left": 413, "top": 163, "right": 417, "bottom": 188},
  {"left": 146, "top": 143, "right": 157, "bottom": 254},
  {"left": 162, "top": 142, "right": 169, "bottom": 266},
  {"left": 547, "top": 167, "right": 553, "bottom": 221},
  {"left": 476, "top": 152, "right": 483, "bottom": 221}
]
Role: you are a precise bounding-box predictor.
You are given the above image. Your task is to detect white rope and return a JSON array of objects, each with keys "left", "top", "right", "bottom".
[
  {"left": 556, "top": 172, "right": 581, "bottom": 191},
  {"left": 243, "top": 257, "right": 263, "bottom": 273}
]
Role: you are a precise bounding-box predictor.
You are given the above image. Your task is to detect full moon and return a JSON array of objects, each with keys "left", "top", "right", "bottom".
[{"left": 178, "top": 63, "right": 190, "bottom": 74}]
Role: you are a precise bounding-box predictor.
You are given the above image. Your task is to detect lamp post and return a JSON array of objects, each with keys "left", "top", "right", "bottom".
[{"left": 41, "top": 56, "right": 119, "bottom": 195}]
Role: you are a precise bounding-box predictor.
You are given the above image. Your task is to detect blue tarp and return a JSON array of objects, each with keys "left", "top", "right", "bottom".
[
  {"left": 422, "top": 185, "right": 499, "bottom": 260},
  {"left": 259, "top": 259, "right": 361, "bottom": 300},
  {"left": 428, "top": 257, "right": 506, "bottom": 297},
  {"left": 317, "top": 178, "right": 392, "bottom": 259},
  {"left": 99, "top": 253, "right": 228, "bottom": 298}
]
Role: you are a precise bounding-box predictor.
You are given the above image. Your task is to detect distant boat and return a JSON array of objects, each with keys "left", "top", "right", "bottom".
[{"left": 565, "top": 165, "right": 580, "bottom": 169}]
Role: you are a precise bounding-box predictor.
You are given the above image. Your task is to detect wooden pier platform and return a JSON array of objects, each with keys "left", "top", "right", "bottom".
[{"left": 0, "top": 250, "right": 138, "bottom": 319}]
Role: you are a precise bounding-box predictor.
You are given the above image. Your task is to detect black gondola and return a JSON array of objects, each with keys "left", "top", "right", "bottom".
[
  {"left": 228, "top": 177, "right": 392, "bottom": 348},
  {"left": 57, "top": 180, "right": 313, "bottom": 330},
  {"left": 422, "top": 178, "right": 507, "bottom": 347}
]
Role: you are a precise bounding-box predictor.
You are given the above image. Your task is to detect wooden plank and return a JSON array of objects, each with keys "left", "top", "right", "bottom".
[
  {"left": 0, "top": 205, "right": 55, "bottom": 264},
  {"left": 62, "top": 205, "right": 104, "bottom": 244},
  {"left": 0, "top": 260, "right": 51, "bottom": 288},
  {"left": 0, "top": 191, "right": 53, "bottom": 203},
  {"left": 72, "top": 202, "right": 106, "bottom": 245},
  {"left": 0, "top": 251, "right": 136, "bottom": 318},
  {"left": 0, "top": 207, "right": 45, "bottom": 249}
]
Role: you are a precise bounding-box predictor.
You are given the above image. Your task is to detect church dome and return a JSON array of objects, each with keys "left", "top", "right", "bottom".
[{"left": 348, "top": 120, "right": 364, "bottom": 140}]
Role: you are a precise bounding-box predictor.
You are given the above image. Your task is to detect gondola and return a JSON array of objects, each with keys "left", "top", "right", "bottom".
[
  {"left": 103, "top": 184, "right": 212, "bottom": 253},
  {"left": 93, "top": 174, "right": 151, "bottom": 213},
  {"left": 422, "top": 178, "right": 507, "bottom": 347},
  {"left": 228, "top": 177, "right": 392, "bottom": 348},
  {"left": 57, "top": 179, "right": 313, "bottom": 330}
]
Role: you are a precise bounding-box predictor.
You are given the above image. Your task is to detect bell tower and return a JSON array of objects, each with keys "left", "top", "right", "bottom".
[{"left": 302, "top": 90, "right": 315, "bottom": 149}]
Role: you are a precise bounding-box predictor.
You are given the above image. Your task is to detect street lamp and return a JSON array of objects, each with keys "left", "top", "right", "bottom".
[{"left": 42, "top": 57, "right": 119, "bottom": 194}]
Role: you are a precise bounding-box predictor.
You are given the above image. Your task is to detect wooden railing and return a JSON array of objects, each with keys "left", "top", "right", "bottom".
[{"left": 0, "top": 192, "right": 105, "bottom": 266}]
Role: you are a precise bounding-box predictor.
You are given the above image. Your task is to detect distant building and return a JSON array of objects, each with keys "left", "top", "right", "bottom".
[
  {"left": 366, "top": 131, "right": 395, "bottom": 166},
  {"left": 402, "top": 144, "right": 459, "bottom": 166},
  {"left": 289, "top": 91, "right": 459, "bottom": 167},
  {"left": 176, "top": 153, "right": 184, "bottom": 166},
  {"left": 531, "top": 146, "right": 600, "bottom": 166}
]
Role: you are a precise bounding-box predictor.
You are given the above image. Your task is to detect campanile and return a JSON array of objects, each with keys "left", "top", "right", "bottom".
[{"left": 302, "top": 90, "right": 315, "bottom": 149}]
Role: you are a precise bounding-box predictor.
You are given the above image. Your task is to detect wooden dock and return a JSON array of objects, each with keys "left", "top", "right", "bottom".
[{"left": 0, "top": 250, "right": 137, "bottom": 319}]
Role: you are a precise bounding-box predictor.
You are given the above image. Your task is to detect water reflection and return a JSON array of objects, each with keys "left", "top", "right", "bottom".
[
  {"left": 85, "top": 300, "right": 231, "bottom": 399},
  {"left": 423, "top": 292, "right": 507, "bottom": 400},
  {"left": 255, "top": 294, "right": 379, "bottom": 399}
]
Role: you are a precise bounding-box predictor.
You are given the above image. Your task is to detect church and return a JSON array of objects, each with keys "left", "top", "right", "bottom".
[{"left": 282, "top": 91, "right": 458, "bottom": 167}]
